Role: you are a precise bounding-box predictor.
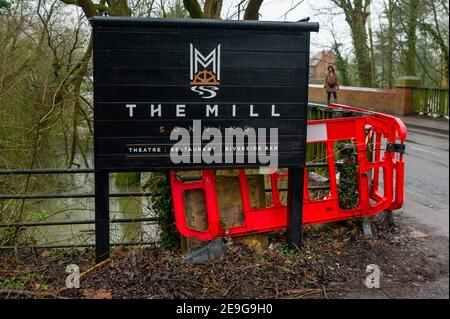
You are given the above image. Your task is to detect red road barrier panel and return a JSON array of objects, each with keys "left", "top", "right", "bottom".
[{"left": 170, "top": 104, "right": 407, "bottom": 240}]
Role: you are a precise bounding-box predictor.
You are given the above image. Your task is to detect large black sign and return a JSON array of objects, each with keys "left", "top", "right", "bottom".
[{"left": 91, "top": 17, "right": 319, "bottom": 171}]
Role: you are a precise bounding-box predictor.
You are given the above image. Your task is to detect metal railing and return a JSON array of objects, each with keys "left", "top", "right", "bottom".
[
  {"left": 0, "top": 168, "right": 161, "bottom": 249},
  {"left": 412, "top": 87, "right": 449, "bottom": 116},
  {"left": 0, "top": 165, "right": 334, "bottom": 249}
]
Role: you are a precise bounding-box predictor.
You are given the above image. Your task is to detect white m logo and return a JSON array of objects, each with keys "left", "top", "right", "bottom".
[{"left": 189, "top": 43, "right": 221, "bottom": 82}]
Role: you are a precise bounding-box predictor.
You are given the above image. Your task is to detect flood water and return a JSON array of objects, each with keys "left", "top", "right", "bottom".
[{"left": 22, "top": 144, "right": 159, "bottom": 247}]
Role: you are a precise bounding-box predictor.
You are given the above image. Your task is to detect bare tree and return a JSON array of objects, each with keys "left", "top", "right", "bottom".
[
  {"left": 331, "top": 0, "right": 373, "bottom": 87},
  {"left": 183, "top": 0, "right": 263, "bottom": 20},
  {"left": 397, "top": 0, "right": 421, "bottom": 76},
  {"left": 383, "top": 0, "right": 396, "bottom": 88},
  {"left": 418, "top": 0, "right": 449, "bottom": 85}
]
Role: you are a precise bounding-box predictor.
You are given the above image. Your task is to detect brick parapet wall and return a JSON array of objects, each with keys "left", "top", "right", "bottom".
[{"left": 308, "top": 84, "right": 413, "bottom": 116}]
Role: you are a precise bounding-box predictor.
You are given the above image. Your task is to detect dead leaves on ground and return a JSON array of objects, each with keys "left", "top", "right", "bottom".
[
  {"left": 82, "top": 288, "right": 112, "bottom": 299},
  {"left": 40, "top": 250, "right": 50, "bottom": 258}
]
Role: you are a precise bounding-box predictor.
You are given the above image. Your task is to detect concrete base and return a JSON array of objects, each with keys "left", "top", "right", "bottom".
[{"left": 184, "top": 238, "right": 226, "bottom": 264}]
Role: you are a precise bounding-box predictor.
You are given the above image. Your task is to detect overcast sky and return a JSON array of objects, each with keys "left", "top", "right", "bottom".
[
  {"left": 221, "top": 0, "right": 386, "bottom": 58},
  {"left": 259, "top": 0, "right": 347, "bottom": 53}
]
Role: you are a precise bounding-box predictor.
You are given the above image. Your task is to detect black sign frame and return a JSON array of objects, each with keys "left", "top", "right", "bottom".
[{"left": 90, "top": 17, "right": 319, "bottom": 261}]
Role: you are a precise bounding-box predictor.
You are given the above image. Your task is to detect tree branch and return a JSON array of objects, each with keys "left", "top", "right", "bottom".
[
  {"left": 60, "top": 0, "right": 79, "bottom": 5},
  {"left": 204, "top": 0, "right": 223, "bottom": 19},
  {"left": 60, "top": 0, "right": 98, "bottom": 18},
  {"left": 183, "top": 0, "right": 204, "bottom": 18},
  {"left": 244, "top": 0, "right": 263, "bottom": 20},
  {"left": 106, "top": 0, "right": 131, "bottom": 16}
]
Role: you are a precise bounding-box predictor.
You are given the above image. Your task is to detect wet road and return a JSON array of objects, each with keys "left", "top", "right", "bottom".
[{"left": 403, "top": 126, "right": 449, "bottom": 237}]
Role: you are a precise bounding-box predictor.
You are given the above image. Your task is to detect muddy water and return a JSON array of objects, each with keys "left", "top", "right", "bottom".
[{"left": 23, "top": 145, "right": 158, "bottom": 246}]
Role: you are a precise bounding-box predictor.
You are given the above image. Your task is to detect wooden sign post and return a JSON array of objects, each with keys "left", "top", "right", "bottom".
[{"left": 91, "top": 17, "right": 319, "bottom": 262}]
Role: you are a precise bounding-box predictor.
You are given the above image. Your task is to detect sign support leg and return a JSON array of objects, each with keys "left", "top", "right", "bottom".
[
  {"left": 95, "top": 171, "right": 110, "bottom": 263},
  {"left": 286, "top": 167, "right": 304, "bottom": 249}
]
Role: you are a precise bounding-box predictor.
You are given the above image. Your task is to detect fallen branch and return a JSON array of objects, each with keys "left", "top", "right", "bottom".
[
  {"left": 321, "top": 285, "right": 328, "bottom": 299},
  {"left": 285, "top": 288, "right": 323, "bottom": 299},
  {"left": 79, "top": 258, "right": 111, "bottom": 279}
]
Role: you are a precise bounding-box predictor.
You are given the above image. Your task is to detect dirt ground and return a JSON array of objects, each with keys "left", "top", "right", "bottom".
[{"left": 0, "top": 215, "right": 448, "bottom": 299}]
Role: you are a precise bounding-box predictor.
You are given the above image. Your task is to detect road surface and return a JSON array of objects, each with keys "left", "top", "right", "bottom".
[
  {"left": 403, "top": 125, "right": 449, "bottom": 238},
  {"left": 396, "top": 123, "right": 448, "bottom": 299}
]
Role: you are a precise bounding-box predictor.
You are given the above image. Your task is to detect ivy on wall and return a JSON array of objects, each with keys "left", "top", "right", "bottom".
[
  {"left": 144, "top": 172, "right": 180, "bottom": 249},
  {"left": 337, "top": 143, "right": 359, "bottom": 210}
]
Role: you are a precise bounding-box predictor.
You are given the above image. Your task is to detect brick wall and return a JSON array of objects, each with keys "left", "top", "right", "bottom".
[
  {"left": 310, "top": 50, "right": 336, "bottom": 81},
  {"left": 308, "top": 84, "right": 413, "bottom": 116},
  {"left": 315, "top": 52, "right": 336, "bottom": 79}
]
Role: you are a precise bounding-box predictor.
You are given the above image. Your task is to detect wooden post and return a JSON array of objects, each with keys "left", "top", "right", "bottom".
[
  {"left": 286, "top": 167, "right": 304, "bottom": 249},
  {"left": 95, "top": 171, "right": 110, "bottom": 262}
]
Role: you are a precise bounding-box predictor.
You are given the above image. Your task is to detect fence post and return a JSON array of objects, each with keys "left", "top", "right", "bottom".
[
  {"left": 95, "top": 171, "right": 110, "bottom": 262},
  {"left": 286, "top": 167, "right": 305, "bottom": 249},
  {"left": 395, "top": 76, "right": 421, "bottom": 115},
  {"left": 439, "top": 89, "right": 448, "bottom": 115}
]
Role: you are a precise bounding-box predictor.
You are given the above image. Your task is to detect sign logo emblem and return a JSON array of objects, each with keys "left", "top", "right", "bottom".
[{"left": 190, "top": 43, "right": 221, "bottom": 99}]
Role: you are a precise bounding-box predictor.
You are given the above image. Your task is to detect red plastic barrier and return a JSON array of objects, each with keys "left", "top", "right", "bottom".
[{"left": 170, "top": 104, "right": 407, "bottom": 240}]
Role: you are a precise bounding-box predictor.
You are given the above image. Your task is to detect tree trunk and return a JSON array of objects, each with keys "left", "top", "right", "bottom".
[
  {"left": 366, "top": 1, "right": 377, "bottom": 86},
  {"left": 387, "top": 0, "right": 394, "bottom": 88},
  {"left": 244, "top": 0, "right": 263, "bottom": 20},
  {"left": 183, "top": 0, "right": 204, "bottom": 18},
  {"left": 69, "top": 36, "right": 93, "bottom": 168},
  {"left": 332, "top": 42, "right": 351, "bottom": 86},
  {"left": 338, "top": 1, "right": 373, "bottom": 87},
  {"left": 404, "top": 0, "right": 419, "bottom": 76},
  {"left": 203, "top": 0, "right": 223, "bottom": 19},
  {"left": 77, "top": 0, "right": 98, "bottom": 18},
  {"left": 350, "top": 19, "right": 373, "bottom": 87},
  {"left": 106, "top": 0, "right": 132, "bottom": 16}
]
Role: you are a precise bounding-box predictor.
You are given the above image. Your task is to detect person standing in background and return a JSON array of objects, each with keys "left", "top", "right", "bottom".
[{"left": 324, "top": 65, "right": 339, "bottom": 105}]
